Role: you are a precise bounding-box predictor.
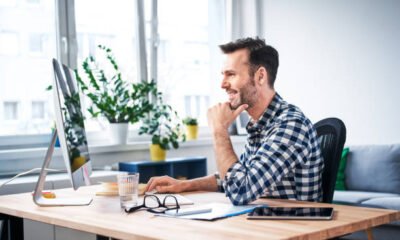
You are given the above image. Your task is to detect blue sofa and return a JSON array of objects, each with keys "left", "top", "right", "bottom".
[{"left": 333, "top": 144, "right": 400, "bottom": 239}]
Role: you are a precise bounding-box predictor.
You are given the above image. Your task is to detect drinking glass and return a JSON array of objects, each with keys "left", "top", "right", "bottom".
[{"left": 117, "top": 173, "right": 139, "bottom": 208}]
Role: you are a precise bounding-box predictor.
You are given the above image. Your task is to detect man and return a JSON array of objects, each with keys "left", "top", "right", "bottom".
[{"left": 146, "top": 37, "right": 324, "bottom": 205}]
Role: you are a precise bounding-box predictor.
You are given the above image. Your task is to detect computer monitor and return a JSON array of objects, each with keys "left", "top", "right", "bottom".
[{"left": 33, "top": 59, "right": 93, "bottom": 206}]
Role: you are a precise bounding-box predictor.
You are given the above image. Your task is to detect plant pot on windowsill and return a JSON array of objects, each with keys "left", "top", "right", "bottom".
[
  {"left": 109, "top": 122, "right": 129, "bottom": 145},
  {"left": 185, "top": 125, "right": 198, "bottom": 140},
  {"left": 183, "top": 117, "right": 198, "bottom": 140},
  {"left": 139, "top": 94, "right": 186, "bottom": 162},
  {"left": 149, "top": 143, "right": 167, "bottom": 161}
]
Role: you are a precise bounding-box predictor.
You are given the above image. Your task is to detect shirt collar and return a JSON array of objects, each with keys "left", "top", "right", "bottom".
[{"left": 246, "top": 93, "right": 284, "bottom": 132}]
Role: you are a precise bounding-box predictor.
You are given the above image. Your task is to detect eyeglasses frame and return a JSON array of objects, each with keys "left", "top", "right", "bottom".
[{"left": 125, "top": 194, "right": 180, "bottom": 214}]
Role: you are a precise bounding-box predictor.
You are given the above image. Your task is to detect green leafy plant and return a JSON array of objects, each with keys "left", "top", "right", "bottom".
[
  {"left": 139, "top": 93, "right": 186, "bottom": 150},
  {"left": 183, "top": 117, "right": 198, "bottom": 126},
  {"left": 76, "top": 45, "right": 157, "bottom": 124}
]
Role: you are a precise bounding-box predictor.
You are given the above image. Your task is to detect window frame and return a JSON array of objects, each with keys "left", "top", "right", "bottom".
[
  {"left": 2, "top": 101, "right": 19, "bottom": 121},
  {"left": 0, "top": 0, "right": 220, "bottom": 153}
]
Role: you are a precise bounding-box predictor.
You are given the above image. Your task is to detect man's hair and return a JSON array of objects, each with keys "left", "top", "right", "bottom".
[{"left": 219, "top": 37, "right": 279, "bottom": 88}]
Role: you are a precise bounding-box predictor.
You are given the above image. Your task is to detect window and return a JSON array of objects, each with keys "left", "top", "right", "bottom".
[
  {"left": 28, "top": 33, "right": 45, "bottom": 55},
  {"left": 31, "top": 101, "right": 45, "bottom": 119},
  {"left": 184, "top": 95, "right": 210, "bottom": 125},
  {"left": 0, "top": 0, "right": 16, "bottom": 7},
  {"left": 0, "top": 0, "right": 56, "bottom": 137},
  {"left": 155, "top": 0, "right": 224, "bottom": 126},
  {"left": 0, "top": 32, "right": 19, "bottom": 56},
  {"left": 75, "top": 0, "right": 139, "bottom": 82},
  {"left": 0, "top": 0, "right": 225, "bottom": 147},
  {"left": 74, "top": 0, "right": 140, "bottom": 132},
  {"left": 3, "top": 101, "right": 18, "bottom": 120},
  {"left": 26, "top": 0, "right": 40, "bottom": 4}
]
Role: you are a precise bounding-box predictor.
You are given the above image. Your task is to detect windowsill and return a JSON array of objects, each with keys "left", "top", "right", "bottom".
[
  {"left": 0, "top": 170, "right": 120, "bottom": 195},
  {"left": 0, "top": 170, "right": 118, "bottom": 185},
  {"left": 0, "top": 135, "right": 247, "bottom": 161}
]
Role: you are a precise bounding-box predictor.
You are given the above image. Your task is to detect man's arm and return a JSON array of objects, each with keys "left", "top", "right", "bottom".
[
  {"left": 186, "top": 175, "right": 219, "bottom": 192},
  {"left": 146, "top": 102, "right": 247, "bottom": 194},
  {"left": 212, "top": 129, "right": 238, "bottom": 179},
  {"left": 223, "top": 118, "right": 318, "bottom": 205},
  {"left": 207, "top": 102, "right": 248, "bottom": 179},
  {"left": 146, "top": 174, "right": 218, "bottom": 193}
]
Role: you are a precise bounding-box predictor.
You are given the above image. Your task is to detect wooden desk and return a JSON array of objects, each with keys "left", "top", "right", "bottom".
[{"left": 0, "top": 185, "right": 399, "bottom": 240}]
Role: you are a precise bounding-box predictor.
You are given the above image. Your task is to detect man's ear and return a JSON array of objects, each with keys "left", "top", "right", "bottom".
[{"left": 256, "top": 67, "right": 268, "bottom": 86}]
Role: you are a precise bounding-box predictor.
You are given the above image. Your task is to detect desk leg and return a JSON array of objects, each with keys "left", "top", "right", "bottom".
[
  {"left": 0, "top": 214, "right": 24, "bottom": 240},
  {"left": 96, "top": 235, "right": 109, "bottom": 240},
  {"left": 96, "top": 236, "right": 120, "bottom": 240},
  {"left": 366, "top": 228, "right": 374, "bottom": 240}
]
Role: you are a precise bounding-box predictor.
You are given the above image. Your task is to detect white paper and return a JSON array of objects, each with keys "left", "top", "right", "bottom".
[{"left": 158, "top": 203, "right": 265, "bottom": 220}]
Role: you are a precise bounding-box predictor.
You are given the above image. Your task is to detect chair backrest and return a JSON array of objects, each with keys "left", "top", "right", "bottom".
[{"left": 314, "top": 118, "right": 346, "bottom": 203}]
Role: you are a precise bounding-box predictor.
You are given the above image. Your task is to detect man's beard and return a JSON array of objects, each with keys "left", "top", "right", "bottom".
[{"left": 229, "top": 77, "right": 258, "bottom": 110}]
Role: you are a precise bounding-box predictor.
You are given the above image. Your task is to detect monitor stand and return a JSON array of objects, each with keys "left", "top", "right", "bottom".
[{"left": 33, "top": 129, "right": 93, "bottom": 206}]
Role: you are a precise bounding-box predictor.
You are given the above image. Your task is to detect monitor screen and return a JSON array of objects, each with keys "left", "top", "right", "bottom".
[{"left": 52, "top": 59, "right": 92, "bottom": 189}]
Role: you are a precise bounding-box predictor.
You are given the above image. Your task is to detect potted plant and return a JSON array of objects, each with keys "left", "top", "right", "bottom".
[
  {"left": 139, "top": 93, "right": 186, "bottom": 161},
  {"left": 76, "top": 45, "right": 156, "bottom": 144},
  {"left": 183, "top": 117, "right": 198, "bottom": 140}
]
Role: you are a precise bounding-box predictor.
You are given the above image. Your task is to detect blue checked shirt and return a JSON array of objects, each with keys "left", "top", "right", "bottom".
[{"left": 219, "top": 93, "right": 324, "bottom": 205}]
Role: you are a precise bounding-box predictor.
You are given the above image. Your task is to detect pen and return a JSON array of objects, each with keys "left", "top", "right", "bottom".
[{"left": 164, "top": 207, "right": 212, "bottom": 216}]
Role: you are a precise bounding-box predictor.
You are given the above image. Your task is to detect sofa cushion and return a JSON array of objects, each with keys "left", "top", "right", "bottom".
[
  {"left": 362, "top": 197, "right": 400, "bottom": 210},
  {"left": 333, "top": 190, "right": 400, "bottom": 204},
  {"left": 362, "top": 197, "right": 400, "bottom": 226},
  {"left": 345, "top": 144, "right": 400, "bottom": 194}
]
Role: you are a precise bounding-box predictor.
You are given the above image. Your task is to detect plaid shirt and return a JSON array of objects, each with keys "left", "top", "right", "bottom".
[{"left": 219, "top": 93, "right": 324, "bottom": 205}]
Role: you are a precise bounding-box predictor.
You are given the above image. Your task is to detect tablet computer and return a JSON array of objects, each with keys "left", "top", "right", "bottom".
[{"left": 247, "top": 207, "right": 334, "bottom": 220}]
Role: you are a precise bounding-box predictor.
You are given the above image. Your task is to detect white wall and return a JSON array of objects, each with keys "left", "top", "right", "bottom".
[{"left": 261, "top": 0, "right": 400, "bottom": 145}]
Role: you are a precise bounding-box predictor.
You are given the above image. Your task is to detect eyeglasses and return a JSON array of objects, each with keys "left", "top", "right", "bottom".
[{"left": 125, "top": 194, "right": 180, "bottom": 214}]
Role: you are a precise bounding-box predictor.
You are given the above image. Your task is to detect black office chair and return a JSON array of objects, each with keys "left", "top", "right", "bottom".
[
  {"left": 0, "top": 219, "right": 4, "bottom": 240},
  {"left": 314, "top": 118, "right": 347, "bottom": 203}
]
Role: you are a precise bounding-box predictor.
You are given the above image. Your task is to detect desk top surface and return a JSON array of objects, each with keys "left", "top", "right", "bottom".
[{"left": 0, "top": 185, "right": 399, "bottom": 240}]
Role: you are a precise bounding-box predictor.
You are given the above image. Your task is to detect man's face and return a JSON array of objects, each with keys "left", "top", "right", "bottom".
[{"left": 221, "top": 49, "right": 258, "bottom": 110}]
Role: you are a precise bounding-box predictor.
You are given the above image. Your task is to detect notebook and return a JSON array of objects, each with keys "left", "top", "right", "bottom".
[{"left": 158, "top": 203, "right": 263, "bottom": 220}]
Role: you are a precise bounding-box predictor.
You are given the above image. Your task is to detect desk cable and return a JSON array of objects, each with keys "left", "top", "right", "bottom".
[{"left": 0, "top": 168, "right": 63, "bottom": 189}]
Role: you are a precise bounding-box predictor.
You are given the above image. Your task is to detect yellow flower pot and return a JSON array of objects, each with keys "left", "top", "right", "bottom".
[
  {"left": 150, "top": 144, "right": 167, "bottom": 161},
  {"left": 186, "top": 125, "right": 198, "bottom": 140}
]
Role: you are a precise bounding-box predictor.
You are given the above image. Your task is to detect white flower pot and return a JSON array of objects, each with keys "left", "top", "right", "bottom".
[{"left": 109, "top": 123, "right": 129, "bottom": 145}]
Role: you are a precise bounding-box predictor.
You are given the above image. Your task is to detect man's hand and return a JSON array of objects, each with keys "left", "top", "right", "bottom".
[
  {"left": 207, "top": 102, "right": 247, "bottom": 179},
  {"left": 207, "top": 102, "right": 248, "bottom": 133},
  {"left": 145, "top": 176, "right": 187, "bottom": 193},
  {"left": 145, "top": 175, "right": 219, "bottom": 193}
]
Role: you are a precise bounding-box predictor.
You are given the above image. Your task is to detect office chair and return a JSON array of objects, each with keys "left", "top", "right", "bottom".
[
  {"left": 0, "top": 219, "right": 4, "bottom": 240},
  {"left": 314, "top": 118, "right": 347, "bottom": 203}
]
